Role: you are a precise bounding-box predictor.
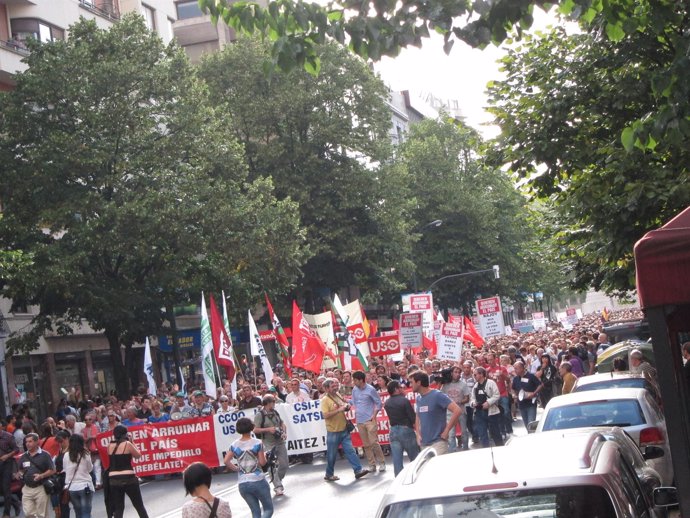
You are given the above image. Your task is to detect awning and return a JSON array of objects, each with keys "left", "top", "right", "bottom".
[{"left": 634, "top": 206, "right": 690, "bottom": 309}]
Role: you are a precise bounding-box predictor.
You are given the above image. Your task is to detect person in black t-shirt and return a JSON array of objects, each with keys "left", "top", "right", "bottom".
[
  {"left": 16, "top": 433, "right": 55, "bottom": 518},
  {"left": 384, "top": 380, "right": 420, "bottom": 476},
  {"left": 511, "top": 362, "right": 543, "bottom": 428}
]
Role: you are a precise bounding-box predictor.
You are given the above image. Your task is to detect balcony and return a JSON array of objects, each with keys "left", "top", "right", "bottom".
[
  {"left": 78, "top": 0, "right": 120, "bottom": 22},
  {"left": 0, "top": 39, "right": 29, "bottom": 80}
]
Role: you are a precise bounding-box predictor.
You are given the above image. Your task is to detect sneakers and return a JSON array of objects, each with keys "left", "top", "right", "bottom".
[
  {"left": 378, "top": 462, "right": 386, "bottom": 472},
  {"left": 274, "top": 487, "right": 285, "bottom": 496},
  {"left": 354, "top": 468, "right": 370, "bottom": 479},
  {"left": 368, "top": 464, "right": 377, "bottom": 473}
]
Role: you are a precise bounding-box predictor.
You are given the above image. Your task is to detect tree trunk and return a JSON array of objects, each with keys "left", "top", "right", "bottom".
[
  {"left": 105, "top": 328, "right": 129, "bottom": 398},
  {"left": 124, "top": 342, "right": 139, "bottom": 396},
  {"left": 165, "top": 305, "right": 183, "bottom": 387}
]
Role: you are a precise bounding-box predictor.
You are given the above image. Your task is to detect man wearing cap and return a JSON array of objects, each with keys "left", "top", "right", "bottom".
[
  {"left": 254, "top": 395, "right": 288, "bottom": 496},
  {"left": 171, "top": 392, "right": 193, "bottom": 418},
  {"left": 190, "top": 390, "right": 215, "bottom": 417}
]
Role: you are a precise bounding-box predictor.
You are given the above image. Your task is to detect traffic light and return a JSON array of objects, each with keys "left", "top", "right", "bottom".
[{"left": 493, "top": 265, "right": 500, "bottom": 279}]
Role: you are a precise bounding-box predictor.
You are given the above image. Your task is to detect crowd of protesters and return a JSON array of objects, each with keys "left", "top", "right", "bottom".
[{"left": 0, "top": 307, "right": 648, "bottom": 518}]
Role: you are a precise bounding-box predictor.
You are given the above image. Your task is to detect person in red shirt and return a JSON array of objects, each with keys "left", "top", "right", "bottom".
[
  {"left": 82, "top": 412, "right": 103, "bottom": 489},
  {"left": 485, "top": 352, "right": 513, "bottom": 438}
]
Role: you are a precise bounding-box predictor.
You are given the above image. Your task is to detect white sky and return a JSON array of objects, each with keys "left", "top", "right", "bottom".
[{"left": 373, "top": 7, "right": 563, "bottom": 139}]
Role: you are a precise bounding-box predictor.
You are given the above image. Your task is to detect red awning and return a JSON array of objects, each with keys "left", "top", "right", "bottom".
[{"left": 634, "top": 206, "right": 690, "bottom": 309}]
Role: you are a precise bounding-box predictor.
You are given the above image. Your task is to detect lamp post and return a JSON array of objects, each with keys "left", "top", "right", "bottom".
[
  {"left": 412, "top": 219, "right": 443, "bottom": 292},
  {"left": 426, "top": 265, "right": 500, "bottom": 292}
]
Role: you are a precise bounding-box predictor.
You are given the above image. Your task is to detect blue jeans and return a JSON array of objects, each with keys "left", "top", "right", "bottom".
[
  {"left": 519, "top": 404, "right": 537, "bottom": 428},
  {"left": 499, "top": 396, "right": 513, "bottom": 434},
  {"left": 238, "top": 479, "right": 273, "bottom": 518},
  {"left": 326, "top": 430, "right": 363, "bottom": 476},
  {"left": 473, "top": 409, "right": 504, "bottom": 447},
  {"left": 70, "top": 488, "right": 93, "bottom": 518},
  {"left": 389, "top": 425, "right": 420, "bottom": 476}
]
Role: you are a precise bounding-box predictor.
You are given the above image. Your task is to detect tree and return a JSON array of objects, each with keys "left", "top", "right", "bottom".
[
  {"left": 487, "top": 27, "right": 690, "bottom": 293},
  {"left": 0, "top": 16, "right": 307, "bottom": 397},
  {"left": 199, "top": 0, "right": 690, "bottom": 224},
  {"left": 394, "top": 117, "right": 557, "bottom": 308},
  {"left": 198, "top": 38, "right": 416, "bottom": 305}
]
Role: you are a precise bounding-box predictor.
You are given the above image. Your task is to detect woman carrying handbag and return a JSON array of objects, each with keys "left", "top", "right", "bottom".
[{"left": 62, "top": 434, "right": 94, "bottom": 518}]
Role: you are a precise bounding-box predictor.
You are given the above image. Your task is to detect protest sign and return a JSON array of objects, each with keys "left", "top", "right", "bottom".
[
  {"left": 532, "top": 311, "right": 547, "bottom": 331},
  {"left": 475, "top": 297, "right": 505, "bottom": 338},
  {"left": 399, "top": 312, "right": 423, "bottom": 349},
  {"left": 369, "top": 332, "right": 401, "bottom": 357},
  {"left": 438, "top": 321, "right": 464, "bottom": 361}
]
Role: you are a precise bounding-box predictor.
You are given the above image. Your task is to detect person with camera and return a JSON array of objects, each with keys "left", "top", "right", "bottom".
[
  {"left": 320, "top": 378, "right": 369, "bottom": 482},
  {"left": 253, "top": 395, "right": 288, "bottom": 497},
  {"left": 470, "top": 367, "right": 504, "bottom": 448},
  {"left": 15, "top": 432, "right": 55, "bottom": 518},
  {"left": 438, "top": 366, "right": 471, "bottom": 452}
]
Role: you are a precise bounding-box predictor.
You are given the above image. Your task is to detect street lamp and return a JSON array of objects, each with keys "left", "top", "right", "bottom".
[
  {"left": 412, "top": 219, "right": 443, "bottom": 292},
  {"left": 426, "top": 265, "right": 500, "bottom": 292}
]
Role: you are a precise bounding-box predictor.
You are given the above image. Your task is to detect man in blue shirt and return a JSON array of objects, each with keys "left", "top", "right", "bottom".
[
  {"left": 411, "top": 371, "right": 461, "bottom": 455},
  {"left": 351, "top": 371, "right": 386, "bottom": 472}
]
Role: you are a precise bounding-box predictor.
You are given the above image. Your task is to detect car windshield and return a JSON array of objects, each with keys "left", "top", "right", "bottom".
[
  {"left": 574, "top": 378, "right": 644, "bottom": 392},
  {"left": 383, "top": 486, "right": 617, "bottom": 518},
  {"left": 543, "top": 399, "right": 645, "bottom": 430}
]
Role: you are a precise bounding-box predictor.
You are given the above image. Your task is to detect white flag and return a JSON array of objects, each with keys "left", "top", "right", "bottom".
[
  {"left": 222, "top": 291, "right": 237, "bottom": 398},
  {"left": 143, "top": 337, "right": 156, "bottom": 396},
  {"left": 200, "top": 293, "right": 217, "bottom": 398},
  {"left": 248, "top": 310, "right": 274, "bottom": 382}
]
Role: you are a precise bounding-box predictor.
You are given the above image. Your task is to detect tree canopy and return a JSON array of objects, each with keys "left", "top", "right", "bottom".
[
  {"left": 0, "top": 16, "right": 306, "bottom": 395},
  {"left": 198, "top": 38, "right": 416, "bottom": 306},
  {"left": 487, "top": 26, "right": 690, "bottom": 293}
]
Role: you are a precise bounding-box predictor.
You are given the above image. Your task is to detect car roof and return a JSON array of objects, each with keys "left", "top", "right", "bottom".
[
  {"left": 545, "top": 387, "right": 647, "bottom": 408},
  {"left": 389, "top": 431, "right": 611, "bottom": 502},
  {"left": 574, "top": 371, "right": 648, "bottom": 386}
]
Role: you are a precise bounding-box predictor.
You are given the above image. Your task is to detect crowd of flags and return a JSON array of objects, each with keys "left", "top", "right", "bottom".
[{"left": 144, "top": 292, "right": 488, "bottom": 398}]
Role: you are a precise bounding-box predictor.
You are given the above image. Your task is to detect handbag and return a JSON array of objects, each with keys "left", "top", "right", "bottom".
[
  {"left": 27, "top": 455, "right": 59, "bottom": 495},
  {"left": 61, "top": 451, "right": 84, "bottom": 505},
  {"left": 327, "top": 393, "right": 356, "bottom": 434}
]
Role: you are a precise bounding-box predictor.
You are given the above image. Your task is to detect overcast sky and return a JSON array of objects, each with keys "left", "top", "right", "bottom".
[{"left": 373, "top": 7, "right": 563, "bottom": 139}]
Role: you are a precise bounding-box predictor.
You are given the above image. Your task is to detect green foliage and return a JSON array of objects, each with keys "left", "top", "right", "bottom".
[
  {"left": 393, "top": 117, "right": 562, "bottom": 307},
  {"left": 487, "top": 26, "right": 690, "bottom": 294},
  {"left": 198, "top": 37, "right": 416, "bottom": 304},
  {"left": 0, "top": 16, "right": 306, "bottom": 393}
]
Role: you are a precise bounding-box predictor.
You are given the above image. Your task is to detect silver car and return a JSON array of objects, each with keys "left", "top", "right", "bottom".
[
  {"left": 572, "top": 371, "right": 662, "bottom": 407},
  {"left": 534, "top": 387, "right": 673, "bottom": 485},
  {"left": 376, "top": 429, "right": 671, "bottom": 517}
]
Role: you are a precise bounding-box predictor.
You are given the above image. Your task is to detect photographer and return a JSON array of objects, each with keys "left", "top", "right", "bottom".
[
  {"left": 253, "top": 395, "right": 288, "bottom": 497},
  {"left": 470, "top": 367, "right": 504, "bottom": 448},
  {"left": 438, "top": 366, "right": 471, "bottom": 452}
]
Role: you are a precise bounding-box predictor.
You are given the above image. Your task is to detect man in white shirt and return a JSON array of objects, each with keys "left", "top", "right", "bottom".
[{"left": 286, "top": 378, "right": 310, "bottom": 405}]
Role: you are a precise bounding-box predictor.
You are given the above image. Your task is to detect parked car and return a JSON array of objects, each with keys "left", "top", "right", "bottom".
[
  {"left": 572, "top": 371, "right": 663, "bottom": 406},
  {"left": 376, "top": 429, "right": 673, "bottom": 518},
  {"left": 597, "top": 340, "right": 655, "bottom": 373},
  {"left": 602, "top": 319, "right": 651, "bottom": 344},
  {"left": 533, "top": 387, "right": 673, "bottom": 485}
]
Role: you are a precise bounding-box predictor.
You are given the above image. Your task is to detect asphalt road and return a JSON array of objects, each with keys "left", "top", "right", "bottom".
[{"left": 79, "top": 413, "right": 534, "bottom": 518}]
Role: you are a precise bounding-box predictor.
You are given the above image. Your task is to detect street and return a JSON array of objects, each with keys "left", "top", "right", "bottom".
[{"left": 87, "top": 417, "right": 532, "bottom": 518}]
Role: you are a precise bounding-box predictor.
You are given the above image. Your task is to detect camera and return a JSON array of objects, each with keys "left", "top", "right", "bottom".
[{"left": 431, "top": 368, "right": 454, "bottom": 385}]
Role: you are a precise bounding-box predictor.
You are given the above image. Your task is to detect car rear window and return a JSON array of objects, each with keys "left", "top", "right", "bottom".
[
  {"left": 543, "top": 399, "right": 645, "bottom": 430},
  {"left": 573, "top": 378, "right": 645, "bottom": 392},
  {"left": 381, "top": 486, "right": 617, "bottom": 518}
]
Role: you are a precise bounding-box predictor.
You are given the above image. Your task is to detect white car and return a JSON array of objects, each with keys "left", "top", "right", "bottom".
[
  {"left": 376, "top": 429, "right": 672, "bottom": 518},
  {"left": 534, "top": 387, "right": 673, "bottom": 485},
  {"left": 571, "top": 371, "right": 663, "bottom": 407}
]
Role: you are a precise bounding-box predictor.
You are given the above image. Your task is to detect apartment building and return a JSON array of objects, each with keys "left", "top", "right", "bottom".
[
  {"left": 0, "top": 0, "right": 176, "bottom": 419},
  {"left": 0, "top": 0, "right": 176, "bottom": 90}
]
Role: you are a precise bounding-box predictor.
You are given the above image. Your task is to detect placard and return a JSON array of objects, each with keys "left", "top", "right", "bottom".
[
  {"left": 475, "top": 296, "right": 505, "bottom": 338},
  {"left": 399, "top": 312, "right": 423, "bottom": 349}
]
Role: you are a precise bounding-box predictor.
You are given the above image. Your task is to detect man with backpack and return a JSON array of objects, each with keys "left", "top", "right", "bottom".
[{"left": 253, "top": 395, "right": 288, "bottom": 497}]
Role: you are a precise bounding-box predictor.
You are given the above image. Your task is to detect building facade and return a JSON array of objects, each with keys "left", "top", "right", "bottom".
[{"left": 0, "top": 0, "right": 177, "bottom": 419}]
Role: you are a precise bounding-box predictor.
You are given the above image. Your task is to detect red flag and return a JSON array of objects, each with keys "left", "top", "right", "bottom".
[
  {"left": 423, "top": 333, "right": 437, "bottom": 356},
  {"left": 265, "top": 294, "right": 292, "bottom": 377},
  {"left": 463, "top": 315, "right": 484, "bottom": 347},
  {"left": 208, "top": 294, "right": 236, "bottom": 382},
  {"left": 291, "top": 301, "right": 330, "bottom": 373}
]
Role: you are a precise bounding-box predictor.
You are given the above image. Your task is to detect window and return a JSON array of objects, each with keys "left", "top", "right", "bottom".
[
  {"left": 176, "top": 1, "right": 203, "bottom": 19},
  {"left": 11, "top": 18, "right": 64, "bottom": 45},
  {"left": 142, "top": 4, "right": 155, "bottom": 31}
]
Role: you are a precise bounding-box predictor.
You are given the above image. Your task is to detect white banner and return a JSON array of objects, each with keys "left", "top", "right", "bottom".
[{"left": 303, "top": 311, "right": 338, "bottom": 370}]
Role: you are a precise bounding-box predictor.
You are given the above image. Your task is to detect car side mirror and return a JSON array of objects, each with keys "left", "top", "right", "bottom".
[
  {"left": 642, "top": 446, "right": 665, "bottom": 460},
  {"left": 527, "top": 420, "right": 539, "bottom": 433},
  {"left": 653, "top": 487, "right": 678, "bottom": 507}
]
